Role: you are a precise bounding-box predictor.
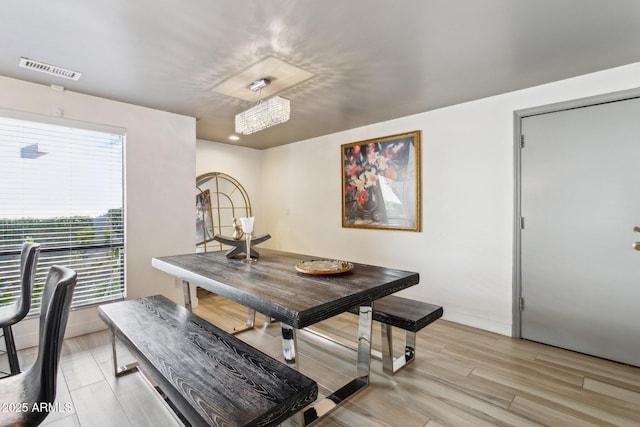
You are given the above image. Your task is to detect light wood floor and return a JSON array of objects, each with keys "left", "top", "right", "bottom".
[{"left": 4, "top": 291, "right": 640, "bottom": 427}]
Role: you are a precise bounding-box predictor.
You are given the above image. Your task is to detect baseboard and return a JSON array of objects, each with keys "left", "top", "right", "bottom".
[
  {"left": 12, "top": 306, "right": 107, "bottom": 350},
  {"left": 442, "top": 309, "right": 512, "bottom": 337}
]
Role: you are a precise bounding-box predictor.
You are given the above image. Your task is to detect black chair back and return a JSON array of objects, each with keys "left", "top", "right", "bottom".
[
  {"left": 0, "top": 242, "right": 41, "bottom": 376},
  {"left": 29, "top": 265, "right": 77, "bottom": 405},
  {"left": 3, "top": 242, "right": 40, "bottom": 325},
  {"left": 0, "top": 265, "right": 77, "bottom": 426},
  {"left": 18, "top": 242, "right": 41, "bottom": 319}
]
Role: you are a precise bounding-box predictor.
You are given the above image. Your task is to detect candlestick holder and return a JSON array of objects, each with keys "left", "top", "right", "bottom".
[
  {"left": 239, "top": 217, "right": 256, "bottom": 263},
  {"left": 242, "top": 232, "right": 256, "bottom": 263},
  {"left": 213, "top": 233, "right": 271, "bottom": 259}
]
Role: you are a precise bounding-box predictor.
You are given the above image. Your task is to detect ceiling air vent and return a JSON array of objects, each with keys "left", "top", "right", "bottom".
[{"left": 19, "top": 57, "right": 82, "bottom": 81}]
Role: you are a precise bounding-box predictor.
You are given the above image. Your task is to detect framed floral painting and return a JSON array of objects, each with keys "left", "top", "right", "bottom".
[{"left": 342, "top": 130, "right": 421, "bottom": 231}]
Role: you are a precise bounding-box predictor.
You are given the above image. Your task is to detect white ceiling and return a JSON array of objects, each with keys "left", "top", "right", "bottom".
[{"left": 3, "top": 0, "right": 640, "bottom": 149}]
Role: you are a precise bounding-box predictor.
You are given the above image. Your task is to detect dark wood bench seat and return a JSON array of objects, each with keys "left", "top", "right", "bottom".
[
  {"left": 349, "top": 295, "right": 443, "bottom": 374},
  {"left": 98, "top": 295, "right": 318, "bottom": 427}
]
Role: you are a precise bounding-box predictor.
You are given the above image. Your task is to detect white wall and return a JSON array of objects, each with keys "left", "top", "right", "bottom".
[
  {"left": 196, "top": 139, "right": 264, "bottom": 227},
  {"left": 259, "top": 62, "right": 640, "bottom": 335},
  {"left": 0, "top": 76, "right": 196, "bottom": 348},
  {"left": 193, "top": 140, "right": 264, "bottom": 306}
]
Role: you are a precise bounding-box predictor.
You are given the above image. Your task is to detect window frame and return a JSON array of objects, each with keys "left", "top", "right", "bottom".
[{"left": 0, "top": 109, "right": 126, "bottom": 315}]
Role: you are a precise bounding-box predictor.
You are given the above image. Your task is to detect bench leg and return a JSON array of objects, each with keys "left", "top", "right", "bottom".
[
  {"left": 381, "top": 325, "right": 416, "bottom": 375},
  {"left": 381, "top": 323, "right": 394, "bottom": 374},
  {"left": 231, "top": 308, "right": 256, "bottom": 334},
  {"left": 182, "top": 280, "right": 192, "bottom": 312},
  {"left": 111, "top": 332, "right": 139, "bottom": 377},
  {"left": 405, "top": 331, "right": 417, "bottom": 365},
  {"left": 264, "top": 314, "right": 274, "bottom": 325},
  {"left": 247, "top": 309, "right": 256, "bottom": 328}
]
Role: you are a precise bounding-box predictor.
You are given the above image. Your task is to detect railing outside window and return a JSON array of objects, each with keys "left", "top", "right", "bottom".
[{"left": 0, "top": 114, "right": 125, "bottom": 313}]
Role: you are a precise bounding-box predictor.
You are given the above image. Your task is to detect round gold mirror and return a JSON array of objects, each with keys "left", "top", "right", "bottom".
[{"left": 195, "top": 172, "right": 251, "bottom": 252}]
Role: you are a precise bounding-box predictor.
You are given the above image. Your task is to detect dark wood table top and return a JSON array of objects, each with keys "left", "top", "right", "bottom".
[{"left": 152, "top": 248, "right": 420, "bottom": 329}]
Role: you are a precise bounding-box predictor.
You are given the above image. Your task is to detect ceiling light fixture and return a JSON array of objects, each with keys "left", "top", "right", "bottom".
[
  {"left": 235, "top": 78, "right": 290, "bottom": 135},
  {"left": 248, "top": 78, "right": 269, "bottom": 92}
]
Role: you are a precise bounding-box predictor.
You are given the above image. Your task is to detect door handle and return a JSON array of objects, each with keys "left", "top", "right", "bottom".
[
  {"left": 635, "top": 242, "right": 640, "bottom": 251},
  {"left": 635, "top": 226, "right": 640, "bottom": 233}
]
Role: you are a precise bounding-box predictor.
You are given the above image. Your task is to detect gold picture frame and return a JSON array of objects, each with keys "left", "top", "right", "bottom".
[{"left": 341, "top": 130, "right": 421, "bottom": 231}]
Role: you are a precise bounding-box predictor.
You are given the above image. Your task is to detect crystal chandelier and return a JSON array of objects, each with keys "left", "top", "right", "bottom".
[{"left": 235, "top": 79, "right": 290, "bottom": 135}]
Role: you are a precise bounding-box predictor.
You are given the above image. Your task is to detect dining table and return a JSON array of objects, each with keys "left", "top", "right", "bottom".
[{"left": 152, "top": 248, "right": 420, "bottom": 425}]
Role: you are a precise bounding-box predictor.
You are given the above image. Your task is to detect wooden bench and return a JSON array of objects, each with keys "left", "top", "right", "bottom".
[
  {"left": 98, "top": 295, "right": 318, "bottom": 427},
  {"left": 348, "top": 295, "right": 443, "bottom": 375}
]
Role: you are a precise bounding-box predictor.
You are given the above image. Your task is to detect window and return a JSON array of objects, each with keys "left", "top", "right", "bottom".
[{"left": 0, "top": 114, "right": 124, "bottom": 313}]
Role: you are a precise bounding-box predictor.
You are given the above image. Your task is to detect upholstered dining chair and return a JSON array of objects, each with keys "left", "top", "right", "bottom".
[
  {"left": 0, "top": 241, "right": 41, "bottom": 376},
  {"left": 0, "top": 265, "right": 77, "bottom": 427}
]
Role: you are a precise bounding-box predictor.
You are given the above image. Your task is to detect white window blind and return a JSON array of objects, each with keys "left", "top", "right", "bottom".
[{"left": 0, "top": 115, "right": 124, "bottom": 313}]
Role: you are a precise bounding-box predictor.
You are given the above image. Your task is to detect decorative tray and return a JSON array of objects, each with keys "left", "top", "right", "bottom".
[{"left": 295, "top": 260, "right": 354, "bottom": 275}]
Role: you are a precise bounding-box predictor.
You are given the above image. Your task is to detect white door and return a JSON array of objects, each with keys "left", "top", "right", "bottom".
[{"left": 520, "top": 96, "right": 640, "bottom": 366}]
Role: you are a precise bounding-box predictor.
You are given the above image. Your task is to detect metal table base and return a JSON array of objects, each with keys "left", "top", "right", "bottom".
[{"left": 182, "top": 281, "right": 374, "bottom": 427}]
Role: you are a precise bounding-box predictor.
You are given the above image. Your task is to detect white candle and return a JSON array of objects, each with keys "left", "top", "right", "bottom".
[{"left": 239, "top": 217, "right": 254, "bottom": 233}]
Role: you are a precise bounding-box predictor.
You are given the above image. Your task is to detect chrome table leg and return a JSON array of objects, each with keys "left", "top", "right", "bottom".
[
  {"left": 298, "top": 303, "right": 373, "bottom": 426},
  {"left": 355, "top": 304, "right": 373, "bottom": 381},
  {"left": 183, "top": 280, "right": 257, "bottom": 334},
  {"left": 281, "top": 323, "right": 297, "bottom": 364}
]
